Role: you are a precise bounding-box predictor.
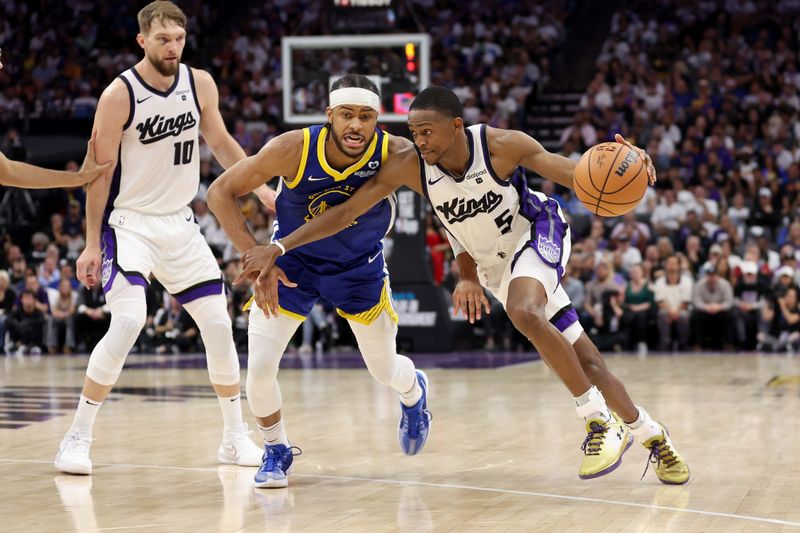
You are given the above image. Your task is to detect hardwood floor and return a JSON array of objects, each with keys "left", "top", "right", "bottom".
[{"left": 2, "top": 352, "right": 800, "bottom": 532}]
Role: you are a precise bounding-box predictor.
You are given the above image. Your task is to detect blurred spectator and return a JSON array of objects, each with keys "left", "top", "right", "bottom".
[
  {"left": 691, "top": 263, "right": 735, "bottom": 350},
  {"left": 734, "top": 261, "right": 768, "bottom": 350},
  {"left": 76, "top": 285, "right": 110, "bottom": 352},
  {"left": 651, "top": 189, "right": 685, "bottom": 236},
  {"left": 622, "top": 264, "right": 655, "bottom": 354},
  {"left": 21, "top": 273, "right": 50, "bottom": 315},
  {"left": 46, "top": 278, "right": 77, "bottom": 354},
  {"left": 38, "top": 256, "right": 61, "bottom": 289},
  {"left": 583, "top": 259, "right": 626, "bottom": 351},
  {"left": 610, "top": 212, "right": 650, "bottom": 251},
  {"left": 29, "top": 232, "right": 51, "bottom": 265},
  {"left": 613, "top": 233, "right": 642, "bottom": 273},
  {"left": 0, "top": 271, "right": 16, "bottom": 348},
  {"left": 299, "top": 303, "right": 333, "bottom": 357},
  {"left": 425, "top": 214, "right": 449, "bottom": 286},
  {"left": 759, "top": 286, "right": 800, "bottom": 353},
  {"left": 654, "top": 256, "right": 692, "bottom": 351},
  {"left": 562, "top": 264, "right": 585, "bottom": 312},
  {"left": 6, "top": 290, "right": 46, "bottom": 355},
  {"left": 9, "top": 256, "right": 27, "bottom": 291},
  {"left": 153, "top": 296, "right": 200, "bottom": 354},
  {"left": 771, "top": 265, "right": 799, "bottom": 300}
]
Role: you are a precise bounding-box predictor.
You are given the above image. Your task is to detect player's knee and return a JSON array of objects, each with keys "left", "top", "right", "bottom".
[
  {"left": 86, "top": 314, "right": 143, "bottom": 386},
  {"left": 247, "top": 335, "right": 282, "bottom": 380},
  {"left": 507, "top": 303, "right": 548, "bottom": 337},
  {"left": 105, "top": 314, "right": 145, "bottom": 355},
  {"left": 201, "top": 322, "right": 240, "bottom": 385}
]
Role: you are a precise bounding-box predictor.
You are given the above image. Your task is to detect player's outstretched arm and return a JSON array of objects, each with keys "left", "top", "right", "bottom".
[
  {"left": 0, "top": 132, "right": 111, "bottom": 189},
  {"left": 77, "top": 80, "right": 129, "bottom": 288},
  {"left": 492, "top": 129, "right": 657, "bottom": 190},
  {"left": 193, "top": 68, "right": 246, "bottom": 169},
  {"left": 492, "top": 128, "right": 578, "bottom": 190},
  {"left": 207, "top": 130, "right": 303, "bottom": 253}
]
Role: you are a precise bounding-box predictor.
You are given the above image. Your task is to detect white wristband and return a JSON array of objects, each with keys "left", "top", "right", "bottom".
[{"left": 272, "top": 240, "right": 286, "bottom": 255}]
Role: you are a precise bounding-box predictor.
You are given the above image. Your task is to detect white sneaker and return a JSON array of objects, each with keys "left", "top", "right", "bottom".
[
  {"left": 55, "top": 430, "right": 93, "bottom": 475},
  {"left": 217, "top": 423, "right": 264, "bottom": 466}
]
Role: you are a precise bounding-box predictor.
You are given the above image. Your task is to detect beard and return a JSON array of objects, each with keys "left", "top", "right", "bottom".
[
  {"left": 147, "top": 52, "right": 180, "bottom": 76},
  {"left": 329, "top": 125, "right": 372, "bottom": 159}
]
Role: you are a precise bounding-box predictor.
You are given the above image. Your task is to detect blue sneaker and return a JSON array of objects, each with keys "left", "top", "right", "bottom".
[
  {"left": 398, "top": 370, "right": 432, "bottom": 455},
  {"left": 254, "top": 444, "right": 301, "bottom": 488}
]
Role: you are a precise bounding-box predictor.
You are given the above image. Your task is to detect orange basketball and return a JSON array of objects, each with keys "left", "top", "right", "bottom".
[{"left": 573, "top": 142, "right": 648, "bottom": 217}]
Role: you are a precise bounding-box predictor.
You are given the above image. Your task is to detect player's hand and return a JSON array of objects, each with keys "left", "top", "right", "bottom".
[
  {"left": 254, "top": 265, "right": 297, "bottom": 318},
  {"left": 452, "top": 279, "right": 490, "bottom": 324},
  {"left": 235, "top": 244, "right": 281, "bottom": 286},
  {"left": 614, "top": 133, "right": 656, "bottom": 186},
  {"left": 77, "top": 244, "right": 102, "bottom": 288},
  {"left": 77, "top": 131, "right": 112, "bottom": 185}
]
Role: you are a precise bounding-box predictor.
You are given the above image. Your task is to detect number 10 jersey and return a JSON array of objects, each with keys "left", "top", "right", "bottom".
[{"left": 107, "top": 63, "right": 201, "bottom": 219}]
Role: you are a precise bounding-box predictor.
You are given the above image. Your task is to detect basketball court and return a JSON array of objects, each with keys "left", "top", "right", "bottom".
[{"left": 3, "top": 351, "right": 800, "bottom": 531}]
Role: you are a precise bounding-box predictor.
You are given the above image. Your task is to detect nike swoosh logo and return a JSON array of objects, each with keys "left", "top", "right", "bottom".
[
  {"left": 136, "top": 96, "right": 153, "bottom": 104},
  {"left": 368, "top": 252, "right": 381, "bottom": 263},
  {"left": 85, "top": 400, "right": 100, "bottom": 406},
  {"left": 186, "top": 214, "right": 193, "bottom": 222},
  {"left": 307, "top": 175, "right": 329, "bottom": 182},
  {"left": 428, "top": 175, "right": 445, "bottom": 185}
]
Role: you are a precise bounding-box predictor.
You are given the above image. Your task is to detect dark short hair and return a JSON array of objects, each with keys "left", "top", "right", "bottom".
[
  {"left": 330, "top": 74, "right": 380, "bottom": 96},
  {"left": 409, "top": 85, "right": 463, "bottom": 118}
]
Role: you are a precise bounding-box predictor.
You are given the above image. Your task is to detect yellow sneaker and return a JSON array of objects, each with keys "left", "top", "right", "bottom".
[
  {"left": 579, "top": 414, "right": 633, "bottom": 479},
  {"left": 641, "top": 425, "right": 690, "bottom": 485}
]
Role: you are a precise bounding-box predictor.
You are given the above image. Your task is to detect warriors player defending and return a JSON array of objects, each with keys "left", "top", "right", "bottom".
[
  {"left": 207, "top": 75, "right": 430, "bottom": 488},
  {"left": 55, "top": 1, "right": 262, "bottom": 474},
  {"left": 243, "top": 86, "right": 690, "bottom": 484}
]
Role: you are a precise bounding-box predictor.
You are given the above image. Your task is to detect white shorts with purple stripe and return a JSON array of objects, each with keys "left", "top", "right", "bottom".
[
  {"left": 101, "top": 206, "right": 223, "bottom": 304},
  {"left": 478, "top": 224, "right": 584, "bottom": 344}
]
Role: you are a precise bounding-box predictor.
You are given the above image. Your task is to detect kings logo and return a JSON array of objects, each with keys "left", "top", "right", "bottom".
[{"left": 536, "top": 234, "right": 561, "bottom": 265}]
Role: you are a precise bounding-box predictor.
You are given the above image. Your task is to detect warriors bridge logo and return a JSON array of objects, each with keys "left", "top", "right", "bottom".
[
  {"left": 305, "top": 185, "right": 357, "bottom": 225},
  {"left": 136, "top": 111, "right": 197, "bottom": 145}
]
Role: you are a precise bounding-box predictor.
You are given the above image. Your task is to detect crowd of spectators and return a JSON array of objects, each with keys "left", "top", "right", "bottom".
[
  {"left": 3, "top": 0, "right": 800, "bottom": 355},
  {"left": 533, "top": 0, "right": 800, "bottom": 354}
]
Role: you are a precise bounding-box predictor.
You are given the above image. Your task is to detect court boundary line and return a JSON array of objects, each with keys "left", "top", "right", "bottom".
[{"left": 3, "top": 458, "right": 799, "bottom": 527}]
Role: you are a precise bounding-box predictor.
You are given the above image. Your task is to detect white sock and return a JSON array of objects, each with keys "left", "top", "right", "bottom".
[
  {"left": 399, "top": 374, "right": 422, "bottom": 407},
  {"left": 218, "top": 393, "right": 244, "bottom": 432},
  {"left": 626, "top": 406, "right": 663, "bottom": 441},
  {"left": 69, "top": 395, "right": 102, "bottom": 435},
  {"left": 259, "top": 420, "right": 289, "bottom": 446},
  {"left": 574, "top": 386, "right": 613, "bottom": 422}
]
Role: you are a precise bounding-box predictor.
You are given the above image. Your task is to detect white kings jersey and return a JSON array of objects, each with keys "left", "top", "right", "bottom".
[
  {"left": 107, "top": 64, "right": 201, "bottom": 218},
  {"left": 420, "top": 124, "right": 570, "bottom": 271}
]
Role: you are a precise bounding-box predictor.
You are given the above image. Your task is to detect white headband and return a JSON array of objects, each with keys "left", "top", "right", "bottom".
[{"left": 329, "top": 87, "right": 381, "bottom": 113}]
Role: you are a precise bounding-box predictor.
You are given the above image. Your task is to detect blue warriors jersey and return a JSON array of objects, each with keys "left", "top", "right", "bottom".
[{"left": 274, "top": 124, "right": 395, "bottom": 264}]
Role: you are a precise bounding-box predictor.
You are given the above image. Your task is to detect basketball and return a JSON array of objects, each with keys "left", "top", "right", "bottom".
[{"left": 573, "top": 142, "right": 648, "bottom": 217}]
